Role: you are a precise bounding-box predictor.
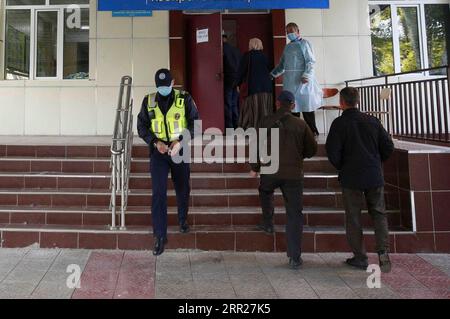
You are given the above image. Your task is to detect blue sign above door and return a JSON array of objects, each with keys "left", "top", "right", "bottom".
[
  {"left": 98, "top": 0, "right": 330, "bottom": 11},
  {"left": 112, "top": 10, "right": 153, "bottom": 17}
]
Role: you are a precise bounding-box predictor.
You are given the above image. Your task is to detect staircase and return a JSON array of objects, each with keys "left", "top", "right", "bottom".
[{"left": 0, "top": 138, "right": 408, "bottom": 252}]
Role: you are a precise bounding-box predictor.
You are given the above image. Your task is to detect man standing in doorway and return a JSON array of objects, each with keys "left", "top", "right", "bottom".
[
  {"left": 137, "top": 69, "right": 200, "bottom": 256},
  {"left": 326, "top": 87, "right": 394, "bottom": 273},
  {"left": 250, "top": 90, "right": 317, "bottom": 269},
  {"left": 223, "top": 33, "right": 242, "bottom": 129},
  {"left": 271, "top": 23, "right": 320, "bottom": 136}
]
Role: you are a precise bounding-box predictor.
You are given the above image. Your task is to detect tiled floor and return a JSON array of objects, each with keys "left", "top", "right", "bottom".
[{"left": 0, "top": 247, "right": 448, "bottom": 299}]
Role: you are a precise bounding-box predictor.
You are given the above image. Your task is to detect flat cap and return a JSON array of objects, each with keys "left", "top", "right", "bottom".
[{"left": 277, "top": 90, "right": 295, "bottom": 104}]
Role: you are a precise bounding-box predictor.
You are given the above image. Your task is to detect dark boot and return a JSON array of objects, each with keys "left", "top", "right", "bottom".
[
  {"left": 257, "top": 222, "right": 274, "bottom": 234},
  {"left": 153, "top": 236, "right": 168, "bottom": 256},
  {"left": 289, "top": 256, "right": 303, "bottom": 269},
  {"left": 378, "top": 251, "right": 392, "bottom": 273},
  {"left": 345, "top": 256, "right": 369, "bottom": 270},
  {"left": 179, "top": 222, "right": 190, "bottom": 234}
]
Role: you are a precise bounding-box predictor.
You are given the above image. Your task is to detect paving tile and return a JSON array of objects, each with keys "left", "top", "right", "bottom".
[
  {"left": 396, "top": 287, "right": 444, "bottom": 299},
  {"left": 156, "top": 281, "right": 197, "bottom": 299},
  {"left": 412, "top": 276, "right": 450, "bottom": 290},
  {"left": 71, "top": 251, "right": 124, "bottom": 299},
  {"left": 30, "top": 281, "right": 74, "bottom": 299},
  {"left": 417, "top": 254, "right": 450, "bottom": 268},
  {"left": 303, "top": 273, "right": 349, "bottom": 289},
  {"left": 114, "top": 251, "right": 156, "bottom": 299},
  {"left": 353, "top": 287, "right": 400, "bottom": 299},
  {"left": 0, "top": 281, "right": 37, "bottom": 298},
  {"left": 381, "top": 273, "right": 428, "bottom": 290},
  {"left": 4, "top": 267, "right": 48, "bottom": 283},
  {"left": 339, "top": 274, "right": 374, "bottom": 289},
  {"left": 315, "top": 287, "right": 360, "bottom": 299}
]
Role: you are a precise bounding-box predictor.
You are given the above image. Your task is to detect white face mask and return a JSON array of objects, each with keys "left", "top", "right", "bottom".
[{"left": 157, "top": 86, "right": 173, "bottom": 96}]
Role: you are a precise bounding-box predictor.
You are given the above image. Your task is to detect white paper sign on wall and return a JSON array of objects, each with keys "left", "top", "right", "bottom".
[{"left": 196, "top": 29, "right": 209, "bottom": 43}]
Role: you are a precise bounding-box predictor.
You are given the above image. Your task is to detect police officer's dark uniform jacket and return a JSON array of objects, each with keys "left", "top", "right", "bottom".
[{"left": 137, "top": 87, "right": 199, "bottom": 248}]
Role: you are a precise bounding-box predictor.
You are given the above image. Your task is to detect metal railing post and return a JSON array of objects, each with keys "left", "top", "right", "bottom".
[
  {"left": 120, "top": 152, "right": 126, "bottom": 230},
  {"left": 110, "top": 155, "right": 117, "bottom": 230},
  {"left": 110, "top": 76, "right": 133, "bottom": 231}
]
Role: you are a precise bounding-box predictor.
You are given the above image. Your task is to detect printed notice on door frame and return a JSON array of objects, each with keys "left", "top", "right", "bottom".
[{"left": 196, "top": 29, "right": 209, "bottom": 44}]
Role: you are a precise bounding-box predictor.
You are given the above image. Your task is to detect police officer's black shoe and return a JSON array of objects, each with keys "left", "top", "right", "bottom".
[
  {"left": 153, "top": 237, "right": 168, "bottom": 256},
  {"left": 179, "top": 222, "right": 190, "bottom": 233},
  {"left": 257, "top": 222, "right": 274, "bottom": 234},
  {"left": 345, "top": 257, "right": 369, "bottom": 270},
  {"left": 289, "top": 257, "right": 303, "bottom": 269}
]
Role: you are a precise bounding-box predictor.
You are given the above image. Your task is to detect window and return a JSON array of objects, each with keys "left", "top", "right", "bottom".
[
  {"left": 369, "top": 0, "right": 450, "bottom": 76},
  {"left": 4, "top": 0, "right": 89, "bottom": 80}
]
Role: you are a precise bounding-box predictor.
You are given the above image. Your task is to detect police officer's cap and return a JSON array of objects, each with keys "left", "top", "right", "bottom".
[
  {"left": 155, "top": 69, "right": 173, "bottom": 87},
  {"left": 277, "top": 90, "right": 295, "bottom": 104}
]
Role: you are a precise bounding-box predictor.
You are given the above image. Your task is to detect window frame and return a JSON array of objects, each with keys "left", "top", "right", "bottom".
[
  {"left": 370, "top": 0, "right": 449, "bottom": 76},
  {"left": 3, "top": 0, "right": 90, "bottom": 80}
]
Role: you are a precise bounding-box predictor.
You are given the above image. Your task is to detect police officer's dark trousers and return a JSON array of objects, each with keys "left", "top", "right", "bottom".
[
  {"left": 259, "top": 175, "right": 304, "bottom": 259},
  {"left": 150, "top": 150, "right": 190, "bottom": 239}
]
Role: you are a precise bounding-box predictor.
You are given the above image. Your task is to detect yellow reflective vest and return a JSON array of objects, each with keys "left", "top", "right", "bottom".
[{"left": 146, "top": 89, "right": 188, "bottom": 142}]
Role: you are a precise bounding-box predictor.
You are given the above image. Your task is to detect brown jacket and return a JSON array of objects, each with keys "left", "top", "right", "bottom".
[{"left": 250, "top": 106, "right": 318, "bottom": 179}]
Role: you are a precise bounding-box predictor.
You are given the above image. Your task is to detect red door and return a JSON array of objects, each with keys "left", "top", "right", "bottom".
[{"left": 185, "top": 13, "right": 224, "bottom": 132}]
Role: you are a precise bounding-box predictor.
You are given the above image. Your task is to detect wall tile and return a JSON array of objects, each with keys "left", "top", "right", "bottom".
[
  {"left": 24, "top": 88, "right": 61, "bottom": 135},
  {"left": 132, "top": 38, "right": 170, "bottom": 87},
  {"left": 96, "top": 11, "right": 132, "bottom": 38},
  {"left": 285, "top": 9, "right": 323, "bottom": 37},
  {"left": 429, "top": 153, "right": 450, "bottom": 190},
  {"left": 358, "top": 35, "right": 373, "bottom": 78},
  {"left": 132, "top": 11, "right": 169, "bottom": 38},
  {"left": 323, "top": 36, "right": 361, "bottom": 84},
  {"left": 409, "top": 154, "right": 431, "bottom": 191},
  {"left": 323, "top": 0, "right": 359, "bottom": 36},
  {"left": 414, "top": 192, "right": 433, "bottom": 232},
  {"left": 395, "top": 233, "right": 435, "bottom": 253},
  {"left": 60, "top": 87, "right": 96, "bottom": 135},
  {"left": 431, "top": 191, "right": 450, "bottom": 232},
  {"left": 96, "top": 39, "right": 132, "bottom": 86},
  {"left": 96, "top": 87, "right": 118, "bottom": 135},
  {"left": 357, "top": 0, "right": 371, "bottom": 36},
  {"left": 0, "top": 87, "right": 25, "bottom": 134}
]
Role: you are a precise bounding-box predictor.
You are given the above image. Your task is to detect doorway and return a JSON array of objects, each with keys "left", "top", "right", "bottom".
[{"left": 169, "top": 10, "right": 284, "bottom": 132}]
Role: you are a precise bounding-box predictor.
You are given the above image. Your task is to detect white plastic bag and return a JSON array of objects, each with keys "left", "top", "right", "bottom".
[{"left": 298, "top": 79, "right": 323, "bottom": 112}]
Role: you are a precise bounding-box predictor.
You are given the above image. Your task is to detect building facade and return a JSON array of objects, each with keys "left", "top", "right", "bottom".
[{"left": 0, "top": 0, "right": 448, "bottom": 135}]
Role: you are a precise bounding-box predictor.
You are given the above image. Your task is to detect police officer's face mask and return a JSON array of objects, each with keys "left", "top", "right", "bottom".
[{"left": 157, "top": 86, "right": 173, "bottom": 97}]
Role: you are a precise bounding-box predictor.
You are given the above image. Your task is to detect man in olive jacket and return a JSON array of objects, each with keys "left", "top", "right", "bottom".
[
  {"left": 326, "top": 87, "right": 394, "bottom": 273},
  {"left": 250, "top": 90, "right": 317, "bottom": 269}
]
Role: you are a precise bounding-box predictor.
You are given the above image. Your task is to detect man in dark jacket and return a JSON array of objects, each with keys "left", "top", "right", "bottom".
[
  {"left": 223, "top": 34, "right": 241, "bottom": 129},
  {"left": 250, "top": 90, "right": 317, "bottom": 269},
  {"left": 326, "top": 87, "right": 394, "bottom": 273},
  {"left": 137, "top": 68, "right": 199, "bottom": 256}
]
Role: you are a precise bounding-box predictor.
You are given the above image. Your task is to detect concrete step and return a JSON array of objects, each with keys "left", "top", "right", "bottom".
[
  {"left": 0, "top": 223, "right": 413, "bottom": 252},
  {"left": 0, "top": 157, "right": 337, "bottom": 174},
  {"left": 0, "top": 172, "right": 339, "bottom": 190},
  {"left": 0, "top": 188, "right": 343, "bottom": 208},
  {"left": 0, "top": 143, "right": 330, "bottom": 159},
  {"left": 0, "top": 206, "right": 401, "bottom": 228}
]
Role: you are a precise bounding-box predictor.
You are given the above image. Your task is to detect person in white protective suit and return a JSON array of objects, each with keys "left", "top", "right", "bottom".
[{"left": 271, "top": 22, "right": 321, "bottom": 136}]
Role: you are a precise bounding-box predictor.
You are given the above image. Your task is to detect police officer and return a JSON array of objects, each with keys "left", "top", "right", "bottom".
[{"left": 137, "top": 69, "right": 199, "bottom": 256}]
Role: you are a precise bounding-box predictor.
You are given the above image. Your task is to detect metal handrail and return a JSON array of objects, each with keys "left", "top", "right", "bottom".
[
  {"left": 346, "top": 65, "right": 449, "bottom": 86},
  {"left": 110, "top": 76, "right": 134, "bottom": 230},
  {"left": 345, "top": 66, "right": 450, "bottom": 143}
]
